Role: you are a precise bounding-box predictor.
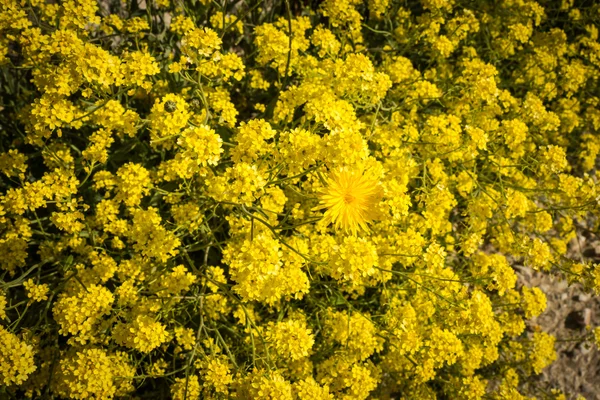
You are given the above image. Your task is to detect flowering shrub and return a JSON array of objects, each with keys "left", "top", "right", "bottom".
[{"left": 1, "top": 0, "right": 600, "bottom": 398}]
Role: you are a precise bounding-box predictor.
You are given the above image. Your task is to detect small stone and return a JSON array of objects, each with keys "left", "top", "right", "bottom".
[
  {"left": 578, "top": 342, "right": 592, "bottom": 355},
  {"left": 578, "top": 293, "right": 591, "bottom": 302},
  {"left": 582, "top": 308, "right": 591, "bottom": 326}
]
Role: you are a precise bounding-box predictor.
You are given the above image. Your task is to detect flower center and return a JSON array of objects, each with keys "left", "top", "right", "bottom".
[{"left": 343, "top": 193, "right": 356, "bottom": 204}]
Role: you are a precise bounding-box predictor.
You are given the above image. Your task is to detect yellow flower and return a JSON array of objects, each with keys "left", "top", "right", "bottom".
[{"left": 317, "top": 169, "right": 382, "bottom": 234}]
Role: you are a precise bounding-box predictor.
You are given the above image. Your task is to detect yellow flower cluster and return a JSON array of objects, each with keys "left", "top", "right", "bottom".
[
  {"left": 54, "top": 349, "right": 134, "bottom": 399},
  {"left": 113, "top": 314, "right": 169, "bottom": 353},
  {"left": 265, "top": 317, "right": 314, "bottom": 361},
  {"left": 23, "top": 279, "right": 50, "bottom": 303},
  {"left": 2, "top": 0, "right": 600, "bottom": 398},
  {"left": 222, "top": 233, "right": 309, "bottom": 304},
  {"left": 0, "top": 326, "right": 36, "bottom": 386},
  {"left": 53, "top": 284, "right": 114, "bottom": 344},
  {"left": 200, "top": 355, "right": 233, "bottom": 395}
]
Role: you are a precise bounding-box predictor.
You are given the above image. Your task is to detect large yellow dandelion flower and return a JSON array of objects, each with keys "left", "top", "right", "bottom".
[{"left": 317, "top": 169, "right": 382, "bottom": 234}]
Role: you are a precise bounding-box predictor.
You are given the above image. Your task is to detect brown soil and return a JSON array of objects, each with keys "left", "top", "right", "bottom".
[{"left": 517, "top": 265, "right": 600, "bottom": 400}]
